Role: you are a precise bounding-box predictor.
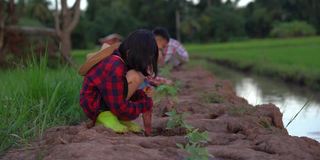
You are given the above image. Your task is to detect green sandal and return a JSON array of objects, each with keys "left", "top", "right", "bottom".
[
  {"left": 120, "top": 121, "right": 142, "bottom": 133},
  {"left": 96, "top": 111, "right": 129, "bottom": 133}
]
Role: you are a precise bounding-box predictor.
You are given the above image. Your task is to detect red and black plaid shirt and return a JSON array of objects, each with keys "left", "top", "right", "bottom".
[{"left": 80, "top": 51, "right": 152, "bottom": 122}]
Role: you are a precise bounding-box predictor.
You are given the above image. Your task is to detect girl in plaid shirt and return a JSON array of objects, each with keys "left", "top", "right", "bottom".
[{"left": 80, "top": 30, "right": 158, "bottom": 136}]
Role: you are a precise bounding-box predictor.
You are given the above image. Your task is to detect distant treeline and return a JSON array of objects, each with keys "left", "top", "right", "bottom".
[{"left": 9, "top": 0, "right": 320, "bottom": 48}]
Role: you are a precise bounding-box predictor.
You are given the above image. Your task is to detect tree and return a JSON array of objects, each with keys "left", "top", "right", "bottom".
[
  {"left": 27, "top": 0, "right": 52, "bottom": 23},
  {"left": 0, "top": 0, "right": 16, "bottom": 53},
  {"left": 282, "top": 0, "right": 320, "bottom": 33},
  {"left": 128, "top": 0, "right": 175, "bottom": 32},
  {"left": 0, "top": 1, "right": 5, "bottom": 52},
  {"left": 169, "top": 0, "right": 192, "bottom": 41},
  {"left": 194, "top": 1, "right": 245, "bottom": 42},
  {"left": 85, "top": 0, "right": 140, "bottom": 39},
  {"left": 54, "top": 0, "right": 81, "bottom": 64}
]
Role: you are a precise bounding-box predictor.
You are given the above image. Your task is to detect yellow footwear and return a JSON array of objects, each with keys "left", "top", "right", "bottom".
[
  {"left": 120, "top": 121, "right": 142, "bottom": 133},
  {"left": 96, "top": 111, "right": 129, "bottom": 133}
]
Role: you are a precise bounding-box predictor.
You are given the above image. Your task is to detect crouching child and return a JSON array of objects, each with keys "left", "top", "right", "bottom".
[{"left": 79, "top": 30, "right": 158, "bottom": 136}]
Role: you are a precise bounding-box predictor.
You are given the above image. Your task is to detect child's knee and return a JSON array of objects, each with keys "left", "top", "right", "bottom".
[{"left": 126, "top": 70, "right": 144, "bottom": 85}]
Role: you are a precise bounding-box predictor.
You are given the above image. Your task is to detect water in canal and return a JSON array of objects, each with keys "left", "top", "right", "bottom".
[{"left": 205, "top": 62, "right": 320, "bottom": 141}]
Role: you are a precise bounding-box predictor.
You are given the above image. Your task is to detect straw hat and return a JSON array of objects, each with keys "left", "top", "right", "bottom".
[{"left": 78, "top": 43, "right": 120, "bottom": 76}]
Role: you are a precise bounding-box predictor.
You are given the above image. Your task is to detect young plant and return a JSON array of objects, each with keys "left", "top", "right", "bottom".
[
  {"left": 165, "top": 109, "right": 193, "bottom": 131},
  {"left": 156, "top": 84, "right": 179, "bottom": 104},
  {"left": 186, "top": 129, "right": 209, "bottom": 145},
  {"left": 177, "top": 128, "right": 212, "bottom": 160},
  {"left": 156, "top": 84, "right": 178, "bottom": 97},
  {"left": 177, "top": 143, "right": 212, "bottom": 160},
  {"left": 165, "top": 109, "right": 212, "bottom": 159},
  {"left": 159, "top": 65, "right": 173, "bottom": 78}
]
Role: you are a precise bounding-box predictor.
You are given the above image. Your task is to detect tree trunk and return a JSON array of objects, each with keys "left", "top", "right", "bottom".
[
  {"left": 0, "top": 0, "right": 6, "bottom": 53},
  {"left": 60, "top": 32, "right": 76, "bottom": 66},
  {"left": 175, "top": 10, "right": 181, "bottom": 42},
  {"left": 207, "top": 0, "right": 212, "bottom": 7},
  {"left": 0, "top": 18, "right": 4, "bottom": 54},
  {"left": 61, "top": 33, "right": 71, "bottom": 57},
  {"left": 53, "top": 0, "right": 81, "bottom": 66}
]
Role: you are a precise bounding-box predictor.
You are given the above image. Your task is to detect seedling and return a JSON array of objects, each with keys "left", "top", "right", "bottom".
[
  {"left": 156, "top": 84, "right": 178, "bottom": 97},
  {"left": 177, "top": 143, "right": 212, "bottom": 160},
  {"left": 165, "top": 109, "right": 193, "bottom": 131},
  {"left": 156, "top": 84, "right": 179, "bottom": 104},
  {"left": 186, "top": 129, "right": 209, "bottom": 145},
  {"left": 159, "top": 65, "right": 173, "bottom": 78},
  {"left": 166, "top": 109, "right": 213, "bottom": 160},
  {"left": 159, "top": 74, "right": 212, "bottom": 159}
]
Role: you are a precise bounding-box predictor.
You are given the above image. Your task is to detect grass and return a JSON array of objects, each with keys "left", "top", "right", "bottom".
[
  {"left": 186, "top": 36, "right": 320, "bottom": 90},
  {"left": 0, "top": 56, "right": 85, "bottom": 154},
  {"left": 201, "top": 92, "right": 224, "bottom": 104}
]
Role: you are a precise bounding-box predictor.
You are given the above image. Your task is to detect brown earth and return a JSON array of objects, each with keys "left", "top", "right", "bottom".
[{"left": 2, "top": 67, "right": 320, "bottom": 160}]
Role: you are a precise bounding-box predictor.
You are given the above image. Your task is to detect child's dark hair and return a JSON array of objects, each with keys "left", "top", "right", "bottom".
[
  {"left": 119, "top": 29, "right": 158, "bottom": 77},
  {"left": 153, "top": 27, "right": 170, "bottom": 41}
]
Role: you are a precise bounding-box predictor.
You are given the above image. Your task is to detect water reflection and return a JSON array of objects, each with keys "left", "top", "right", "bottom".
[{"left": 207, "top": 63, "right": 320, "bottom": 141}]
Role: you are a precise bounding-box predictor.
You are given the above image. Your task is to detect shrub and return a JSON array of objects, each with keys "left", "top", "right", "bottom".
[
  {"left": 198, "top": 5, "right": 246, "bottom": 42},
  {"left": 270, "top": 21, "right": 316, "bottom": 38}
]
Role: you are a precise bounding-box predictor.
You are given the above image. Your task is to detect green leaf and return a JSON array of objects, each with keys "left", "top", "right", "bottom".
[
  {"left": 176, "top": 143, "right": 184, "bottom": 149},
  {"left": 184, "top": 144, "right": 211, "bottom": 160},
  {"left": 186, "top": 129, "right": 210, "bottom": 145},
  {"left": 165, "top": 110, "right": 177, "bottom": 117},
  {"left": 166, "top": 120, "right": 178, "bottom": 129}
]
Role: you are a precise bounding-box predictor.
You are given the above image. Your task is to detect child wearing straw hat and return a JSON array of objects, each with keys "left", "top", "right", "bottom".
[{"left": 79, "top": 30, "right": 158, "bottom": 136}]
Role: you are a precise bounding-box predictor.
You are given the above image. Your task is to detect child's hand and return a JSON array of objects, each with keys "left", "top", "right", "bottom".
[
  {"left": 142, "top": 110, "right": 152, "bottom": 136},
  {"left": 144, "top": 86, "right": 154, "bottom": 97}
]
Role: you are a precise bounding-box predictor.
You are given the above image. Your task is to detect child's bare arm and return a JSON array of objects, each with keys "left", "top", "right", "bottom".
[
  {"left": 126, "top": 70, "right": 144, "bottom": 100},
  {"left": 126, "top": 70, "right": 152, "bottom": 136},
  {"left": 158, "top": 49, "right": 164, "bottom": 66}
]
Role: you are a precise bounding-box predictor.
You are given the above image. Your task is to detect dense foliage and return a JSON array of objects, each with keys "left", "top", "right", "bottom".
[
  {"left": 270, "top": 21, "right": 316, "bottom": 38},
  {"left": 9, "top": 0, "right": 320, "bottom": 47}
]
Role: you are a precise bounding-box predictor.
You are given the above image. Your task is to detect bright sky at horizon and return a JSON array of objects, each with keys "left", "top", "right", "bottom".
[{"left": 49, "top": 0, "right": 254, "bottom": 10}]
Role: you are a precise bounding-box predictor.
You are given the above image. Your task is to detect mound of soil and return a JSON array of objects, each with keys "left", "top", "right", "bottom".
[{"left": 2, "top": 67, "right": 320, "bottom": 160}]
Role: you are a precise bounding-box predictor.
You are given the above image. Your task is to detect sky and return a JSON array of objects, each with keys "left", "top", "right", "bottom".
[
  {"left": 235, "top": 0, "right": 254, "bottom": 7},
  {"left": 49, "top": 0, "right": 254, "bottom": 10}
]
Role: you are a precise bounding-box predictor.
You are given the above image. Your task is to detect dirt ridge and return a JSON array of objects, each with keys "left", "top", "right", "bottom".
[{"left": 2, "top": 67, "right": 320, "bottom": 160}]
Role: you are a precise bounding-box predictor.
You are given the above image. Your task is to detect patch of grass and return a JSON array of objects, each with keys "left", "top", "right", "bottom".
[
  {"left": 227, "top": 107, "right": 248, "bottom": 116},
  {"left": 0, "top": 56, "right": 84, "bottom": 154},
  {"left": 201, "top": 92, "right": 224, "bottom": 104},
  {"left": 258, "top": 118, "right": 272, "bottom": 129},
  {"left": 186, "top": 36, "right": 320, "bottom": 90}
]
